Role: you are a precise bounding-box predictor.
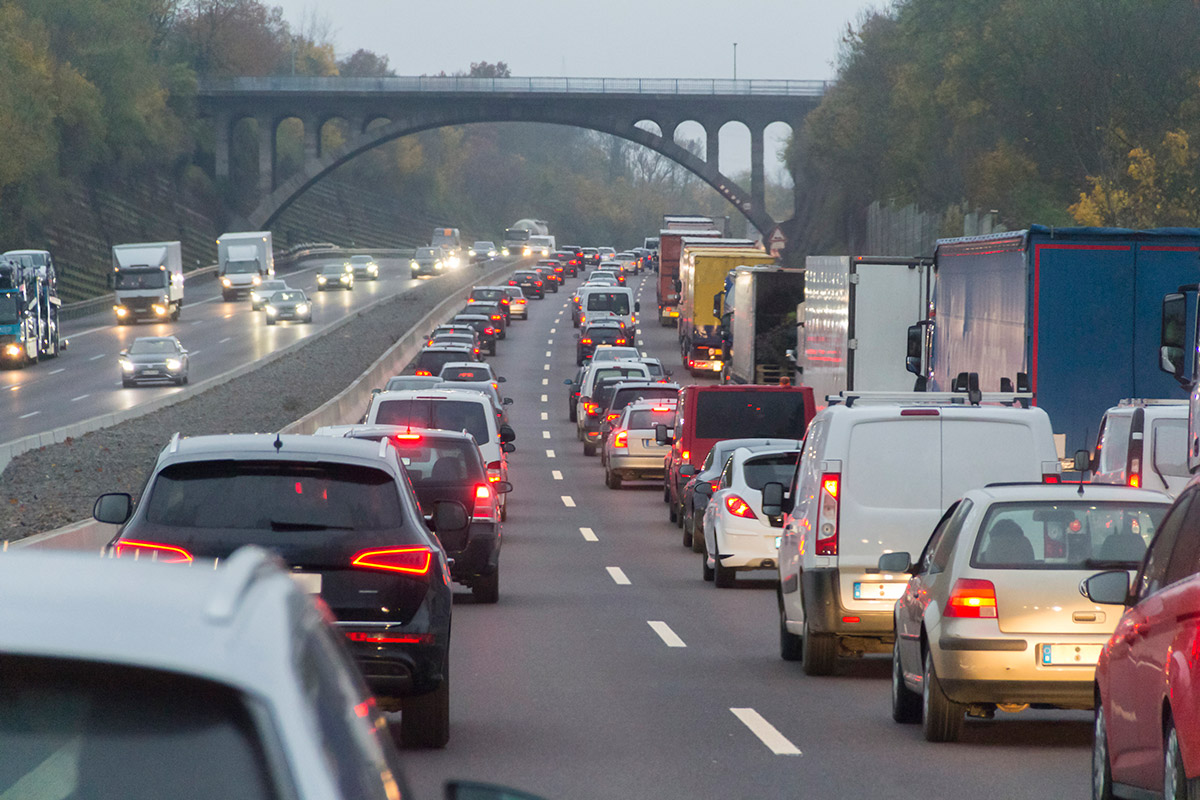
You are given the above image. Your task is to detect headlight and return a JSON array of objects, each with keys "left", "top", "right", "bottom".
[
  {"left": 469, "top": 250, "right": 477, "bottom": 257},
  {"left": 523, "top": 247, "right": 531, "bottom": 256},
  {"left": 369, "top": 265, "right": 378, "bottom": 274},
  {"left": 435, "top": 262, "right": 444, "bottom": 270},
  {"left": 317, "top": 276, "right": 327, "bottom": 283},
  {"left": 502, "top": 248, "right": 509, "bottom": 256},
  {"left": 265, "top": 305, "right": 277, "bottom": 315},
  {"left": 250, "top": 292, "right": 261, "bottom": 303},
  {"left": 221, "top": 277, "right": 232, "bottom": 287},
  {"left": 120, "top": 359, "right": 134, "bottom": 372},
  {"left": 114, "top": 306, "right": 128, "bottom": 317},
  {"left": 489, "top": 249, "right": 497, "bottom": 257},
  {"left": 165, "top": 358, "right": 182, "bottom": 371},
  {"left": 296, "top": 303, "right": 310, "bottom": 315},
  {"left": 5, "top": 343, "right": 23, "bottom": 357},
  {"left": 251, "top": 275, "right": 261, "bottom": 286},
  {"left": 411, "top": 260, "right": 419, "bottom": 268},
  {"left": 542, "top": 249, "right": 549, "bottom": 256},
  {"left": 340, "top": 274, "right": 350, "bottom": 282},
  {"left": 152, "top": 304, "right": 167, "bottom": 316}
]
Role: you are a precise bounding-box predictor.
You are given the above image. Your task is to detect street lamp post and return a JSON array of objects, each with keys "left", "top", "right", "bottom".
[{"left": 733, "top": 42, "right": 738, "bottom": 80}]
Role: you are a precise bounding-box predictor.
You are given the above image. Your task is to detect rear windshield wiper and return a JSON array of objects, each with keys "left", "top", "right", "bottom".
[
  {"left": 1082, "top": 558, "right": 1139, "bottom": 570},
  {"left": 269, "top": 520, "right": 353, "bottom": 531}
]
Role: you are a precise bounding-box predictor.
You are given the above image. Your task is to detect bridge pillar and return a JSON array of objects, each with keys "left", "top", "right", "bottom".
[
  {"left": 257, "top": 115, "right": 274, "bottom": 196},
  {"left": 705, "top": 122, "right": 719, "bottom": 167},
  {"left": 214, "top": 113, "right": 231, "bottom": 180},
  {"left": 304, "top": 116, "right": 319, "bottom": 163},
  {"left": 750, "top": 123, "right": 765, "bottom": 225}
]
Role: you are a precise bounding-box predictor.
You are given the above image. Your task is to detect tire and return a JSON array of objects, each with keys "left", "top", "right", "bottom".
[
  {"left": 690, "top": 517, "right": 706, "bottom": 553},
  {"left": 121, "top": 378, "right": 134, "bottom": 388},
  {"left": 472, "top": 570, "right": 499, "bottom": 604},
  {"left": 222, "top": 292, "right": 234, "bottom": 301},
  {"left": 266, "top": 318, "right": 275, "bottom": 325},
  {"left": 675, "top": 504, "right": 684, "bottom": 528},
  {"left": 779, "top": 589, "right": 802, "bottom": 661},
  {"left": 714, "top": 558, "right": 736, "bottom": 588},
  {"left": 489, "top": 345, "right": 497, "bottom": 356},
  {"left": 891, "top": 636, "right": 921, "bottom": 723},
  {"left": 569, "top": 404, "right": 577, "bottom": 423},
  {"left": 922, "top": 650, "right": 964, "bottom": 742},
  {"left": 668, "top": 500, "right": 678, "bottom": 523},
  {"left": 583, "top": 441, "right": 596, "bottom": 457},
  {"left": 664, "top": 484, "right": 671, "bottom": 503},
  {"left": 682, "top": 517, "right": 693, "bottom": 548},
  {"left": 802, "top": 617, "right": 837, "bottom": 677},
  {"left": 1092, "top": 703, "right": 1115, "bottom": 800},
  {"left": 174, "top": 374, "right": 185, "bottom": 386},
  {"left": 500, "top": 498, "right": 507, "bottom": 522},
  {"left": 399, "top": 673, "right": 450, "bottom": 749},
  {"left": 605, "top": 469, "right": 622, "bottom": 489},
  {"left": 1163, "top": 719, "right": 1199, "bottom": 800},
  {"left": 702, "top": 545, "right": 714, "bottom": 582}
]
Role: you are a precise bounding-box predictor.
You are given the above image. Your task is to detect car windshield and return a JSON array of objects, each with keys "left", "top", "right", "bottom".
[
  {"left": 224, "top": 260, "right": 258, "bottom": 274},
  {"left": 743, "top": 452, "right": 802, "bottom": 490},
  {"left": 350, "top": 256, "right": 372, "bottom": 264},
  {"left": 970, "top": 501, "right": 1168, "bottom": 569},
  {"left": 472, "top": 290, "right": 505, "bottom": 301},
  {"left": 0, "top": 294, "right": 18, "bottom": 325},
  {"left": 258, "top": 281, "right": 286, "bottom": 292},
  {"left": 0, "top": 656, "right": 277, "bottom": 798},
  {"left": 441, "top": 366, "right": 491, "bottom": 381},
  {"left": 417, "top": 247, "right": 437, "bottom": 258},
  {"left": 627, "top": 408, "right": 677, "bottom": 429},
  {"left": 320, "top": 265, "right": 345, "bottom": 275},
  {"left": 144, "top": 461, "right": 404, "bottom": 530},
  {"left": 504, "top": 229, "right": 530, "bottom": 241},
  {"left": 114, "top": 269, "right": 166, "bottom": 290},
  {"left": 473, "top": 242, "right": 493, "bottom": 249},
  {"left": 693, "top": 391, "right": 808, "bottom": 439},
  {"left": 272, "top": 291, "right": 304, "bottom": 303},
  {"left": 128, "top": 339, "right": 177, "bottom": 355},
  {"left": 373, "top": 399, "right": 489, "bottom": 444}
]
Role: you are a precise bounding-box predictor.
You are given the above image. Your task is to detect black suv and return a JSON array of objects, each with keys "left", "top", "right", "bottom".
[
  {"left": 510, "top": 270, "right": 544, "bottom": 299},
  {"left": 93, "top": 433, "right": 462, "bottom": 748},
  {"left": 451, "top": 313, "right": 500, "bottom": 354},
  {"left": 576, "top": 321, "right": 629, "bottom": 365}
]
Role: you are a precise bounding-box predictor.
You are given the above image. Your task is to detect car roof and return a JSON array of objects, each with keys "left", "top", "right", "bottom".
[
  {"left": 375, "top": 388, "right": 492, "bottom": 404},
  {"left": 421, "top": 344, "right": 475, "bottom": 351},
  {"left": 0, "top": 548, "right": 301, "bottom": 693},
  {"left": 160, "top": 433, "right": 390, "bottom": 466},
  {"left": 132, "top": 336, "right": 178, "bottom": 343},
  {"left": 440, "top": 361, "right": 492, "bottom": 370},
  {"left": 315, "top": 424, "right": 478, "bottom": 445},
  {"left": 966, "top": 483, "right": 1173, "bottom": 504}
]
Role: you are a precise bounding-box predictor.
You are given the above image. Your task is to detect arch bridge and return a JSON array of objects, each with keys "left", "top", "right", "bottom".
[{"left": 197, "top": 76, "right": 828, "bottom": 248}]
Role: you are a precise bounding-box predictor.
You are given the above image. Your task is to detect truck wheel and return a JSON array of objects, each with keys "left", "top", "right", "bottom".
[
  {"left": 171, "top": 305, "right": 181, "bottom": 321},
  {"left": 802, "top": 618, "right": 837, "bottom": 676},
  {"left": 583, "top": 441, "right": 596, "bottom": 457},
  {"left": 399, "top": 674, "right": 450, "bottom": 749},
  {"left": 472, "top": 570, "right": 499, "bottom": 604}
]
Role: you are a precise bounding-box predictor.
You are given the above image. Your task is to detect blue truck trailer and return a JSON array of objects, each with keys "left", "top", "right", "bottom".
[
  {"left": 912, "top": 225, "right": 1200, "bottom": 458},
  {"left": 0, "top": 251, "right": 63, "bottom": 368}
]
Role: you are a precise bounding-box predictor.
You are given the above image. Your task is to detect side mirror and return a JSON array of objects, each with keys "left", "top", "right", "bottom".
[
  {"left": 119, "top": 349, "right": 129, "bottom": 357},
  {"left": 1161, "top": 292, "right": 1188, "bottom": 385},
  {"left": 877, "top": 552, "right": 913, "bottom": 574},
  {"left": 563, "top": 379, "right": 574, "bottom": 385},
  {"left": 695, "top": 483, "right": 714, "bottom": 498},
  {"left": 371, "top": 388, "right": 382, "bottom": 396},
  {"left": 655, "top": 424, "right": 673, "bottom": 445},
  {"left": 499, "top": 424, "right": 516, "bottom": 443},
  {"left": 905, "top": 324, "right": 923, "bottom": 375},
  {"left": 1072, "top": 448, "right": 1092, "bottom": 474},
  {"left": 761, "top": 482, "right": 786, "bottom": 517},
  {"left": 1080, "top": 570, "right": 1132, "bottom": 606},
  {"left": 492, "top": 480, "right": 514, "bottom": 494},
  {"left": 503, "top": 397, "right": 514, "bottom": 406},
  {"left": 93, "top": 493, "right": 133, "bottom": 525},
  {"left": 430, "top": 500, "right": 469, "bottom": 533},
  {"left": 502, "top": 442, "right": 516, "bottom": 453},
  {"left": 498, "top": 376, "right": 506, "bottom": 383},
  {"left": 678, "top": 465, "right": 698, "bottom": 478},
  {"left": 634, "top": 301, "right": 641, "bottom": 312}
]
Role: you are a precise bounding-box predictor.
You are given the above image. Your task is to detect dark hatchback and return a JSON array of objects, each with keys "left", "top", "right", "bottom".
[
  {"left": 328, "top": 426, "right": 511, "bottom": 604},
  {"left": 450, "top": 314, "right": 499, "bottom": 354},
  {"left": 466, "top": 287, "right": 511, "bottom": 322},
  {"left": 551, "top": 250, "right": 582, "bottom": 276},
  {"left": 412, "top": 344, "right": 479, "bottom": 376},
  {"left": 532, "top": 266, "right": 561, "bottom": 292},
  {"left": 510, "top": 270, "right": 544, "bottom": 299},
  {"left": 93, "top": 434, "right": 461, "bottom": 748},
  {"left": 462, "top": 303, "right": 508, "bottom": 339},
  {"left": 577, "top": 321, "right": 629, "bottom": 365}
]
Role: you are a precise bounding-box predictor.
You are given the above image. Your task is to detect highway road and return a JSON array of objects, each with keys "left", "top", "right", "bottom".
[
  {"left": 0, "top": 256, "right": 509, "bottom": 447},
  {"left": 395, "top": 271, "right": 1093, "bottom": 800}
]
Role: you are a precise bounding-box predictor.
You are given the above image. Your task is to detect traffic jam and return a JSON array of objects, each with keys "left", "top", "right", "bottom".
[{"left": 6, "top": 217, "right": 1200, "bottom": 800}]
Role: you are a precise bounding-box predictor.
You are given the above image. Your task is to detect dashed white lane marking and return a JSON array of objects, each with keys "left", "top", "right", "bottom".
[
  {"left": 561, "top": 495, "right": 575, "bottom": 507},
  {"left": 71, "top": 394, "right": 90, "bottom": 402},
  {"left": 192, "top": 320, "right": 205, "bottom": 325},
  {"left": 546, "top": 449, "right": 556, "bottom": 458},
  {"left": 606, "top": 566, "right": 630, "bottom": 585},
  {"left": 730, "top": 709, "right": 802, "bottom": 756},
  {"left": 580, "top": 526, "right": 598, "bottom": 541},
  {"left": 543, "top": 364, "right": 550, "bottom": 371},
  {"left": 8, "top": 385, "right": 17, "bottom": 391},
  {"left": 540, "top": 411, "right": 548, "bottom": 420},
  {"left": 542, "top": 431, "right": 551, "bottom": 439},
  {"left": 189, "top": 350, "right": 201, "bottom": 357},
  {"left": 648, "top": 621, "right": 687, "bottom": 648},
  {"left": 219, "top": 337, "right": 232, "bottom": 344},
  {"left": 541, "top": 378, "right": 548, "bottom": 385},
  {"left": 547, "top": 339, "right": 554, "bottom": 345},
  {"left": 540, "top": 394, "right": 548, "bottom": 402},
  {"left": 88, "top": 354, "right": 105, "bottom": 361},
  {"left": 552, "top": 470, "right": 563, "bottom": 480},
  {"left": 550, "top": 327, "right": 557, "bottom": 333},
  {"left": 545, "top": 350, "right": 552, "bottom": 357},
  {"left": 49, "top": 368, "right": 65, "bottom": 375},
  {"left": 18, "top": 411, "right": 40, "bottom": 419},
  {"left": 638, "top": 339, "right": 645, "bottom": 345}
]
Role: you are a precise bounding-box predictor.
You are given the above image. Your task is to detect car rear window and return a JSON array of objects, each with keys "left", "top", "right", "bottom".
[
  {"left": 415, "top": 351, "right": 469, "bottom": 374},
  {"left": 145, "top": 461, "right": 404, "bottom": 531},
  {"left": 1153, "top": 418, "right": 1188, "bottom": 477},
  {"left": 441, "top": 366, "right": 490, "bottom": 381},
  {"left": 373, "top": 399, "right": 489, "bottom": 445},
  {"left": 471, "top": 289, "right": 505, "bottom": 301},
  {"left": 970, "top": 501, "right": 1167, "bottom": 569},
  {"left": 586, "top": 293, "right": 630, "bottom": 314},
  {"left": 0, "top": 656, "right": 277, "bottom": 799},
  {"left": 743, "top": 452, "right": 801, "bottom": 490},
  {"left": 693, "top": 391, "right": 807, "bottom": 440},
  {"left": 611, "top": 387, "right": 678, "bottom": 412},
  {"left": 628, "top": 408, "right": 677, "bottom": 429},
  {"left": 376, "top": 436, "right": 485, "bottom": 485}
]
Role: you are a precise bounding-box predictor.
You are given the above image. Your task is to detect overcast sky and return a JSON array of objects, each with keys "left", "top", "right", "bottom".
[{"left": 271, "top": 0, "right": 885, "bottom": 177}]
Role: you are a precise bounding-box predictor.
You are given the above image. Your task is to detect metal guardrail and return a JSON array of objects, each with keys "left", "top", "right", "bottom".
[{"left": 200, "top": 76, "right": 832, "bottom": 97}]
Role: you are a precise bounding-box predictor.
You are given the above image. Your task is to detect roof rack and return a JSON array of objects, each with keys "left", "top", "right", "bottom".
[
  {"left": 1116, "top": 398, "right": 1189, "bottom": 407},
  {"left": 204, "top": 547, "right": 284, "bottom": 624},
  {"left": 832, "top": 391, "right": 1034, "bottom": 409}
]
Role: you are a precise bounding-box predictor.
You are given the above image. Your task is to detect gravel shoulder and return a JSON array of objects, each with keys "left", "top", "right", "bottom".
[{"left": 0, "top": 265, "right": 505, "bottom": 539}]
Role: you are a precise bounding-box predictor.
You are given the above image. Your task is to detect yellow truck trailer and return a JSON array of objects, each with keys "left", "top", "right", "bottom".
[{"left": 678, "top": 244, "right": 775, "bottom": 375}]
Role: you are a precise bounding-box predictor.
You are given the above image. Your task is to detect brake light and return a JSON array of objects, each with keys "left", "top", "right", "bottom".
[
  {"left": 485, "top": 327, "right": 496, "bottom": 334},
  {"left": 473, "top": 483, "right": 497, "bottom": 520},
  {"left": 352, "top": 546, "right": 432, "bottom": 575},
  {"left": 682, "top": 451, "right": 690, "bottom": 461},
  {"left": 614, "top": 430, "right": 628, "bottom": 448},
  {"left": 394, "top": 433, "right": 422, "bottom": 440},
  {"left": 113, "top": 540, "right": 193, "bottom": 564},
  {"left": 491, "top": 314, "right": 502, "bottom": 321},
  {"left": 1128, "top": 473, "right": 1141, "bottom": 488},
  {"left": 652, "top": 406, "right": 673, "bottom": 412},
  {"left": 581, "top": 338, "right": 592, "bottom": 344},
  {"left": 346, "top": 631, "right": 433, "bottom": 644},
  {"left": 535, "top": 280, "right": 542, "bottom": 286},
  {"left": 1043, "top": 474, "right": 1061, "bottom": 484},
  {"left": 900, "top": 408, "right": 940, "bottom": 416},
  {"left": 615, "top": 339, "right": 627, "bottom": 345},
  {"left": 605, "top": 413, "right": 620, "bottom": 422},
  {"left": 816, "top": 472, "right": 840, "bottom": 555},
  {"left": 415, "top": 370, "right": 432, "bottom": 376},
  {"left": 724, "top": 494, "right": 758, "bottom": 519},
  {"left": 583, "top": 402, "right": 599, "bottom": 414},
  {"left": 486, "top": 460, "right": 503, "bottom": 482},
  {"left": 945, "top": 578, "right": 998, "bottom": 618}
]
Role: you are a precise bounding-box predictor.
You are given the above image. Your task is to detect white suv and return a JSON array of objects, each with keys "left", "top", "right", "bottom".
[
  {"left": 1091, "top": 399, "right": 1188, "bottom": 497},
  {"left": 762, "top": 391, "right": 1060, "bottom": 676}
]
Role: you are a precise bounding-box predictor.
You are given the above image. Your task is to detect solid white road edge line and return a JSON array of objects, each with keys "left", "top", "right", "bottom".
[
  {"left": 606, "top": 566, "right": 630, "bottom": 584},
  {"left": 648, "top": 621, "right": 686, "bottom": 648},
  {"left": 730, "top": 708, "right": 802, "bottom": 756},
  {"left": 580, "top": 526, "right": 598, "bottom": 541}
]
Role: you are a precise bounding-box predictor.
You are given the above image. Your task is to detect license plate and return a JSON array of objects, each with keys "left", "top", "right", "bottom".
[
  {"left": 1039, "top": 643, "right": 1102, "bottom": 666},
  {"left": 854, "top": 581, "right": 906, "bottom": 600},
  {"left": 142, "top": 370, "right": 160, "bottom": 376},
  {"left": 290, "top": 572, "right": 322, "bottom": 594}
]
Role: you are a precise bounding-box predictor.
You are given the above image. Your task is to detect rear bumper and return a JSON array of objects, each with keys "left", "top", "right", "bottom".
[
  {"left": 446, "top": 528, "right": 500, "bottom": 579},
  {"left": 801, "top": 568, "right": 893, "bottom": 642},
  {"left": 607, "top": 452, "right": 666, "bottom": 477},
  {"left": 338, "top": 624, "right": 447, "bottom": 697}
]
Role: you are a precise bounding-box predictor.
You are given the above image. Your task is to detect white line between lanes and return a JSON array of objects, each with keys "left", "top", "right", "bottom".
[
  {"left": 606, "top": 566, "right": 630, "bottom": 585},
  {"left": 540, "top": 394, "right": 547, "bottom": 402},
  {"left": 550, "top": 327, "right": 557, "bottom": 333},
  {"left": 580, "top": 526, "right": 598, "bottom": 541},
  {"left": 540, "top": 411, "right": 548, "bottom": 420},
  {"left": 546, "top": 449, "right": 556, "bottom": 458},
  {"left": 552, "top": 470, "right": 563, "bottom": 480},
  {"left": 730, "top": 709, "right": 802, "bottom": 756},
  {"left": 648, "top": 621, "right": 687, "bottom": 648},
  {"left": 219, "top": 337, "right": 232, "bottom": 344},
  {"left": 545, "top": 350, "right": 552, "bottom": 357},
  {"left": 543, "top": 364, "right": 549, "bottom": 371},
  {"left": 547, "top": 339, "right": 553, "bottom": 345},
  {"left": 542, "top": 431, "right": 550, "bottom": 439},
  {"left": 70, "top": 394, "right": 89, "bottom": 402},
  {"left": 561, "top": 495, "right": 575, "bottom": 507},
  {"left": 541, "top": 378, "right": 548, "bottom": 385},
  {"left": 49, "top": 368, "right": 65, "bottom": 375},
  {"left": 88, "top": 354, "right": 105, "bottom": 361},
  {"left": 18, "top": 411, "right": 39, "bottom": 419}
]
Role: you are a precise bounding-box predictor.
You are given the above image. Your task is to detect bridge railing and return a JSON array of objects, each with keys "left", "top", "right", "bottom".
[{"left": 199, "top": 76, "right": 831, "bottom": 97}]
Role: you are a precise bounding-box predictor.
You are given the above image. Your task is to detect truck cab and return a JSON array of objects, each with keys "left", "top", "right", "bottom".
[
  {"left": 112, "top": 242, "right": 184, "bottom": 323},
  {"left": 217, "top": 231, "right": 274, "bottom": 301}
]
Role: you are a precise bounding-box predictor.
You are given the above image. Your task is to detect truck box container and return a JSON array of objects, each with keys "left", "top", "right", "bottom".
[
  {"left": 217, "top": 231, "right": 274, "bottom": 301},
  {"left": 112, "top": 241, "right": 184, "bottom": 323},
  {"left": 678, "top": 243, "right": 771, "bottom": 375},
  {"left": 723, "top": 265, "right": 805, "bottom": 385},
  {"left": 657, "top": 228, "right": 720, "bottom": 325}
]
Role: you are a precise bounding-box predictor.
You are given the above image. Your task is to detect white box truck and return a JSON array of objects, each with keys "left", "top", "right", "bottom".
[
  {"left": 111, "top": 241, "right": 184, "bottom": 324},
  {"left": 217, "top": 231, "right": 274, "bottom": 301},
  {"left": 801, "top": 256, "right": 933, "bottom": 409}
]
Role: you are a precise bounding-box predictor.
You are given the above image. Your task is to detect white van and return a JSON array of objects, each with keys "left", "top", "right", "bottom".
[
  {"left": 578, "top": 285, "right": 637, "bottom": 330},
  {"left": 1091, "top": 399, "right": 1189, "bottom": 498},
  {"left": 366, "top": 388, "right": 516, "bottom": 518},
  {"left": 763, "top": 391, "right": 1060, "bottom": 675}
]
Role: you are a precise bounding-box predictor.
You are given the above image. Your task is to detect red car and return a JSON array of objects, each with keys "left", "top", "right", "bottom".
[{"left": 1086, "top": 479, "right": 1200, "bottom": 799}]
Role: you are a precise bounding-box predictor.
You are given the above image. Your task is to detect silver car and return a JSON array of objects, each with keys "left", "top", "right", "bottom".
[
  {"left": 263, "top": 289, "right": 312, "bottom": 324},
  {"left": 601, "top": 400, "right": 677, "bottom": 489},
  {"left": 249, "top": 278, "right": 289, "bottom": 310}
]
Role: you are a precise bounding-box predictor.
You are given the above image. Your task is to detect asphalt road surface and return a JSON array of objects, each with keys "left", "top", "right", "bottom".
[{"left": 398, "top": 271, "right": 1093, "bottom": 800}]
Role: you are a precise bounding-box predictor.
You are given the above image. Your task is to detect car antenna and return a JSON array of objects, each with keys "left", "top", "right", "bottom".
[{"left": 274, "top": 433, "right": 283, "bottom": 452}]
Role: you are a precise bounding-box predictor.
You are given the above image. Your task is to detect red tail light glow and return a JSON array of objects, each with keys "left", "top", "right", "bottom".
[
  {"left": 486, "top": 460, "right": 503, "bottom": 482},
  {"left": 605, "top": 413, "right": 620, "bottom": 422},
  {"left": 394, "top": 433, "right": 421, "bottom": 441},
  {"left": 581, "top": 338, "right": 592, "bottom": 344},
  {"left": 816, "top": 472, "right": 840, "bottom": 555},
  {"left": 945, "top": 578, "right": 998, "bottom": 618},
  {"left": 345, "top": 631, "right": 434, "bottom": 645},
  {"left": 1043, "top": 474, "right": 1062, "bottom": 484},
  {"left": 682, "top": 450, "right": 690, "bottom": 461},
  {"left": 485, "top": 327, "right": 496, "bottom": 334},
  {"left": 614, "top": 430, "right": 628, "bottom": 448},
  {"left": 583, "top": 402, "right": 599, "bottom": 414},
  {"left": 415, "top": 370, "right": 432, "bottom": 376},
  {"left": 473, "top": 483, "right": 496, "bottom": 520},
  {"left": 113, "top": 540, "right": 193, "bottom": 564},
  {"left": 724, "top": 494, "right": 758, "bottom": 519},
  {"left": 1128, "top": 473, "right": 1141, "bottom": 488},
  {"left": 351, "top": 546, "right": 433, "bottom": 575}
]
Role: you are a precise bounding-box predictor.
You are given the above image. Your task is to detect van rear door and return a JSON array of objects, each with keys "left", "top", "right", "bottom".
[{"left": 940, "top": 417, "right": 1043, "bottom": 506}]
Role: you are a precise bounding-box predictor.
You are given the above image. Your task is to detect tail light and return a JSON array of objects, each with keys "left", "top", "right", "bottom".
[
  {"left": 605, "top": 413, "right": 620, "bottom": 422},
  {"left": 681, "top": 450, "right": 690, "bottom": 461},
  {"left": 615, "top": 339, "right": 627, "bottom": 345},
  {"left": 485, "top": 327, "right": 496, "bottom": 335},
  {"left": 508, "top": 280, "right": 517, "bottom": 285},
  {"left": 491, "top": 314, "right": 502, "bottom": 321},
  {"left": 1043, "top": 474, "right": 1061, "bottom": 484},
  {"left": 486, "top": 460, "right": 503, "bottom": 482},
  {"left": 614, "top": 430, "right": 628, "bottom": 448},
  {"left": 535, "top": 280, "right": 542, "bottom": 286},
  {"left": 352, "top": 546, "right": 432, "bottom": 576},
  {"left": 1127, "top": 431, "right": 1143, "bottom": 488},
  {"left": 472, "top": 483, "right": 497, "bottom": 520},
  {"left": 725, "top": 494, "right": 758, "bottom": 519},
  {"left": 346, "top": 631, "right": 433, "bottom": 645},
  {"left": 581, "top": 338, "right": 592, "bottom": 344},
  {"left": 945, "top": 578, "right": 998, "bottom": 618},
  {"left": 393, "top": 433, "right": 422, "bottom": 441},
  {"left": 415, "top": 370, "right": 432, "bottom": 376},
  {"left": 113, "top": 540, "right": 193, "bottom": 564},
  {"left": 815, "top": 473, "right": 840, "bottom": 555},
  {"left": 583, "top": 402, "right": 599, "bottom": 415}
]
